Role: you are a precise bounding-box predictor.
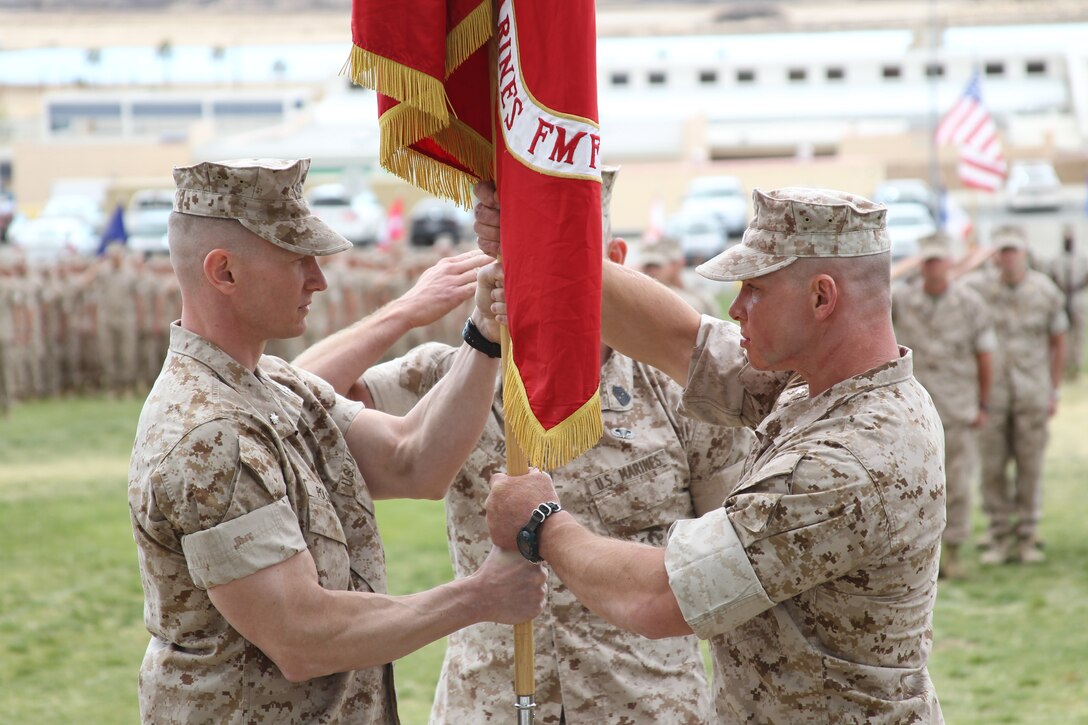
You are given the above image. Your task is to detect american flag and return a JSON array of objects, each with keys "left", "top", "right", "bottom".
[{"left": 935, "top": 72, "right": 1006, "bottom": 192}]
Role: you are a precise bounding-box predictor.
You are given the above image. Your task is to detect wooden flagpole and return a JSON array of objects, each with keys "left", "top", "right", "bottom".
[{"left": 501, "top": 325, "right": 536, "bottom": 724}]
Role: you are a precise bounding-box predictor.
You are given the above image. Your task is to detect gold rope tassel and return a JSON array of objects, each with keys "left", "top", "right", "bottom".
[
  {"left": 502, "top": 342, "right": 603, "bottom": 472},
  {"left": 446, "top": 1, "right": 493, "bottom": 77}
]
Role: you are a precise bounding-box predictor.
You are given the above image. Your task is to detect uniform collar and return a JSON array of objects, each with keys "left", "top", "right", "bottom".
[
  {"left": 168, "top": 322, "right": 303, "bottom": 437},
  {"left": 756, "top": 347, "right": 915, "bottom": 447}
]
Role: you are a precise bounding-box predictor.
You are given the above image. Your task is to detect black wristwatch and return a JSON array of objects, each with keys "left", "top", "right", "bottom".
[
  {"left": 516, "top": 502, "right": 562, "bottom": 563},
  {"left": 462, "top": 317, "right": 501, "bottom": 358}
]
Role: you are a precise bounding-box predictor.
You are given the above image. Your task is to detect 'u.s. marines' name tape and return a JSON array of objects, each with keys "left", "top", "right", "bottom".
[{"left": 496, "top": 0, "right": 602, "bottom": 182}]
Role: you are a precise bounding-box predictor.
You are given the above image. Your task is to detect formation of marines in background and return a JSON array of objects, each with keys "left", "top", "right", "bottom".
[{"left": 0, "top": 240, "right": 473, "bottom": 416}]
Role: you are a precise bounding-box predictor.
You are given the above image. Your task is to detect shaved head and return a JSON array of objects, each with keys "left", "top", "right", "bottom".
[
  {"left": 168, "top": 212, "right": 266, "bottom": 289},
  {"left": 784, "top": 252, "right": 892, "bottom": 313}
]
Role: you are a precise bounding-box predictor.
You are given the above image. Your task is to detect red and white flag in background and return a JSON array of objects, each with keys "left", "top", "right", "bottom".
[{"left": 935, "top": 71, "right": 1006, "bottom": 192}]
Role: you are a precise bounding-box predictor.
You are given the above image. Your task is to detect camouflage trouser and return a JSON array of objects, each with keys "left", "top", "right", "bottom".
[
  {"left": 942, "top": 422, "right": 979, "bottom": 547},
  {"left": 978, "top": 403, "right": 1049, "bottom": 542},
  {"left": 0, "top": 340, "right": 11, "bottom": 414},
  {"left": 1067, "top": 309, "right": 1084, "bottom": 377},
  {"left": 98, "top": 323, "right": 138, "bottom": 393}
]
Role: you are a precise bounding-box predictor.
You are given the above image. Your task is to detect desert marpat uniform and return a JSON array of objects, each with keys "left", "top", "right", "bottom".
[
  {"left": 364, "top": 341, "right": 754, "bottom": 725},
  {"left": 964, "top": 267, "right": 1068, "bottom": 544},
  {"left": 129, "top": 323, "right": 398, "bottom": 724},
  {"left": 92, "top": 258, "right": 140, "bottom": 393},
  {"left": 1048, "top": 249, "right": 1088, "bottom": 376},
  {"left": 892, "top": 278, "right": 995, "bottom": 546},
  {"left": 666, "top": 317, "right": 945, "bottom": 723}
]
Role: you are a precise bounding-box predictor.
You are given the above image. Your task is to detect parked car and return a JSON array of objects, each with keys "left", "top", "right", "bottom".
[
  {"left": 40, "top": 194, "right": 106, "bottom": 235},
  {"left": 8, "top": 216, "right": 97, "bottom": 262},
  {"left": 1005, "top": 160, "right": 1062, "bottom": 212},
  {"left": 307, "top": 183, "right": 383, "bottom": 245},
  {"left": 885, "top": 201, "right": 937, "bottom": 261},
  {"left": 126, "top": 189, "right": 173, "bottom": 255},
  {"left": 409, "top": 197, "right": 472, "bottom": 247},
  {"left": 679, "top": 175, "right": 748, "bottom": 238},
  {"left": 873, "top": 178, "right": 937, "bottom": 210},
  {"left": 666, "top": 209, "right": 730, "bottom": 267}
]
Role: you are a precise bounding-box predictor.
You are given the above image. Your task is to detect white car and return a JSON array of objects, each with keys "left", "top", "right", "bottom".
[
  {"left": 873, "top": 178, "right": 937, "bottom": 210},
  {"left": 680, "top": 175, "right": 748, "bottom": 238},
  {"left": 126, "top": 189, "right": 174, "bottom": 255},
  {"left": 1006, "top": 160, "right": 1062, "bottom": 212},
  {"left": 885, "top": 202, "right": 937, "bottom": 261},
  {"left": 40, "top": 194, "right": 105, "bottom": 235},
  {"left": 307, "top": 183, "right": 384, "bottom": 245},
  {"left": 666, "top": 209, "right": 729, "bottom": 267},
  {"left": 8, "top": 216, "right": 98, "bottom": 262}
]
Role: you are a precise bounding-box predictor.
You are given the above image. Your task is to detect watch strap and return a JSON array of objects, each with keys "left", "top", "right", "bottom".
[{"left": 462, "top": 317, "right": 501, "bottom": 358}]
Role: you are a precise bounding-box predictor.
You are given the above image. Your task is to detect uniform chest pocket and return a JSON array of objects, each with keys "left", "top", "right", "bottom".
[
  {"left": 727, "top": 452, "right": 803, "bottom": 536},
  {"left": 590, "top": 450, "right": 691, "bottom": 539},
  {"left": 303, "top": 477, "right": 352, "bottom": 591}
]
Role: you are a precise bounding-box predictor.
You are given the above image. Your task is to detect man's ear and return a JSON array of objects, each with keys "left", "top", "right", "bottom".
[
  {"left": 606, "top": 237, "right": 628, "bottom": 265},
  {"left": 203, "top": 249, "right": 237, "bottom": 294},
  {"left": 811, "top": 274, "right": 838, "bottom": 321}
]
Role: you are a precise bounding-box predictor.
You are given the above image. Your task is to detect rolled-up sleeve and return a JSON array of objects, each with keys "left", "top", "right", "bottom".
[
  {"left": 181, "top": 496, "right": 307, "bottom": 589},
  {"left": 664, "top": 512, "right": 776, "bottom": 639}
]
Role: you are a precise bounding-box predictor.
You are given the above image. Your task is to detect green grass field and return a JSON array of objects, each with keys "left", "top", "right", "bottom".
[{"left": 1, "top": 373, "right": 1085, "bottom": 723}]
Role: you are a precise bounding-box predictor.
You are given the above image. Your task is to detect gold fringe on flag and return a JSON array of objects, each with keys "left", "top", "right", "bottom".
[
  {"left": 446, "top": 1, "right": 492, "bottom": 78},
  {"left": 344, "top": 6, "right": 495, "bottom": 209},
  {"left": 502, "top": 338, "right": 603, "bottom": 471}
]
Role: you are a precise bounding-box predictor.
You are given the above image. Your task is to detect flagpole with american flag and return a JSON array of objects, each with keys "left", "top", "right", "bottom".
[
  {"left": 935, "top": 70, "right": 1007, "bottom": 193},
  {"left": 346, "top": 1, "right": 604, "bottom": 720}
]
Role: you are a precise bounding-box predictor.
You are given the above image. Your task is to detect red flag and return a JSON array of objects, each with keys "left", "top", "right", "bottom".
[
  {"left": 348, "top": 0, "right": 603, "bottom": 469},
  {"left": 348, "top": 0, "right": 493, "bottom": 207},
  {"left": 935, "top": 71, "right": 1006, "bottom": 192}
]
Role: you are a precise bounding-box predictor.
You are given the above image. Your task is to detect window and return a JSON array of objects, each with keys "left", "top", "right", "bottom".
[
  {"left": 131, "top": 102, "right": 201, "bottom": 118},
  {"left": 610, "top": 71, "right": 629, "bottom": 86},
  {"left": 1026, "top": 60, "right": 1047, "bottom": 76},
  {"left": 212, "top": 101, "right": 283, "bottom": 116},
  {"left": 826, "top": 67, "right": 845, "bottom": 81},
  {"left": 788, "top": 68, "right": 807, "bottom": 82},
  {"left": 925, "top": 63, "right": 944, "bottom": 78},
  {"left": 882, "top": 65, "right": 902, "bottom": 80},
  {"left": 985, "top": 61, "right": 1005, "bottom": 76},
  {"left": 648, "top": 71, "right": 666, "bottom": 85},
  {"left": 736, "top": 69, "right": 755, "bottom": 83},
  {"left": 698, "top": 70, "right": 717, "bottom": 84}
]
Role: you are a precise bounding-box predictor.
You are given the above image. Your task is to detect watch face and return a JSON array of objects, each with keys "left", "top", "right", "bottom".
[{"left": 517, "top": 528, "right": 538, "bottom": 562}]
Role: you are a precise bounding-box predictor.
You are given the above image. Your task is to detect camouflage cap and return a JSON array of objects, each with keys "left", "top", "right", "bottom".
[
  {"left": 991, "top": 224, "right": 1027, "bottom": 251},
  {"left": 638, "top": 234, "right": 683, "bottom": 267},
  {"left": 696, "top": 187, "right": 889, "bottom": 282},
  {"left": 917, "top": 230, "right": 953, "bottom": 260},
  {"left": 172, "top": 158, "right": 351, "bottom": 256}
]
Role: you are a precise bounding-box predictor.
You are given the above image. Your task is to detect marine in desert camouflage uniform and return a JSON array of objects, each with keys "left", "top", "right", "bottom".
[
  {"left": 298, "top": 169, "right": 752, "bottom": 723},
  {"left": 128, "top": 158, "right": 545, "bottom": 724},
  {"left": 963, "top": 225, "right": 1067, "bottom": 565},
  {"left": 478, "top": 186, "right": 946, "bottom": 723},
  {"left": 892, "top": 232, "right": 994, "bottom": 578},
  {"left": 1047, "top": 227, "right": 1088, "bottom": 379},
  {"left": 638, "top": 233, "right": 720, "bottom": 316}
]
